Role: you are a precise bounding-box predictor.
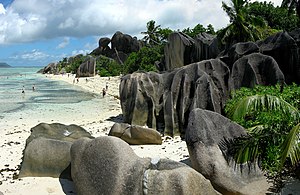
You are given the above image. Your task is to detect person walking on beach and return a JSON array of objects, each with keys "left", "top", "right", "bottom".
[
  {"left": 102, "top": 88, "right": 106, "bottom": 98},
  {"left": 106, "top": 82, "right": 108, "bottom": 91},
  {"left": 21, "top": 86, "right": 25, "bottom": 95}
]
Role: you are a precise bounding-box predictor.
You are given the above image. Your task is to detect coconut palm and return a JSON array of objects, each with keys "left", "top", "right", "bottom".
[
  {"left": 141, "top": 20, "right": 161, "bottom": 46},
  {"left": 227, "top": 94, "right": 300, "bottom": 169},
  {"left": 281, "top": 0, "right": 300, "bottom": 18},
  {"left": 218, "top": 0, "right": 266, "bottom": 49}
]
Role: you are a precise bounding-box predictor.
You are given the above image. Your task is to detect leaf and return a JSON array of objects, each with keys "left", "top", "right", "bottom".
[
  {"left": 279, "top": 123, "right": 300, "bottom": 168},
  {"left": 230, "top": 94, "right": 299, "bottom": 121}
]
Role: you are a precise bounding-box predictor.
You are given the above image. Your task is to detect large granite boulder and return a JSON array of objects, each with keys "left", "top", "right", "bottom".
[
  {"left": 71, "top": 136, "right": 218, "bottom": 195},
  {"left": 109, "top": 123, "right": 162, "bottom": 145},
  {"left": 40, "top": 62, "right": 58, "bottom": 74},
  {"left": 185, "top": 109, "right": 269, "bottom": 195},
  {"left": 219, "top": 42, "right": 260, "bottom": 70},
  {"left": 289, "top": 28, "right": 300, "bottom": 47},
  {"left": 19, "top": 123, "right": 93, "bottom": 178},
  {"left": 91, "top": 37, "right": 113, "bottom": 56},
  {"left": 111, "top": 31, "right": 140, "bottom": 54},
  {"left": 194, "top": 32, "right": 220, "bottom": 61},
  {"left": 230, "top": 53, "right": 285, "bottom": 90},
  {"left": 164, "top": 32, "right": 195, "bottom": 71},
  {"left": 120, "top": 59, "right": 230, "bottom": 136},
  {"left": 259, "top": 31, "right": 300, "bottom": 84},
  {"left": 76, "top": 56, "right": 96, "bottom": 77}
]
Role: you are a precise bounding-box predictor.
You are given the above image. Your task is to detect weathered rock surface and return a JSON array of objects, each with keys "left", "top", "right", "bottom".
[
  {"left": 109, "top": 123, "right": 162, "bottom": 145},
  {"left": 19, "top": 123, "right": 93, "bottom": 178},
  {"left": 120, "top": 59, "right": 230, "bottom": 136},
  {"left": 71, "top": 136, "right": 218, "bottom": 195},
  {"left": 90, "top": 31, "right": 142, "bottom": 64},
  {"left": 185, "top": 108, "right": 269, "bottom": 195},
  {"left": 163, "top": 32, "right": 220, "bottom": 71},
  {"left": 259, "top": 31, "right": 300, "bottom": 84},
  {"left": 194, "top": 32, "right": 220, "bottom": 61},
  {"left": 164, "top": 32, "right": 195, "bottom": 71},
  {"left": 111, "top": 31, "right": 141, "bottom": 54},
  {"left": 76, "top": 56, "right": 96, "bottom": 77},
  {"left": 219, "top": 42, "right": 260, "bottom": 70},
  {"left": 40, "top": 62, "right": 58, "bottom": 74},
  {"left": 230, "top": 53, "right": 285, "bottom": 89}
]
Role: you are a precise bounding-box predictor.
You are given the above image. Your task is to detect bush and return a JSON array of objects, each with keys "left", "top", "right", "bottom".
[
  {"left": 96, "top": 55, "right": 122, "bottom": 77},
  {"left": 123, "top": 45, "right": 162, "bottom": 74},
  {"left": 224, "top": 84, "right": 300, "bottom": 174}
]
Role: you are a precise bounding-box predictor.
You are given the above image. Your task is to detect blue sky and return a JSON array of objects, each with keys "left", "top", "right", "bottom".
[{"left": 0, "top": 0, "right": 282, "bottom": 67}]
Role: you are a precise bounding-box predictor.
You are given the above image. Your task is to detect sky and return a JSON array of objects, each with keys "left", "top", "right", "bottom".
[{"left": 0, "top": 0, "right": 282, "bottom": 67}]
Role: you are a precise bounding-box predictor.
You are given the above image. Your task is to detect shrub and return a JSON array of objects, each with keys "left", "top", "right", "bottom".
[
  {"left": 123, "top": 45, "right": 161, "bottom": 74},
  {"left": 96, "top": 55, "right": 122, "bottom": 77},
  {"left": 224, "top": 84, "right": 300, "bottom": 174}
]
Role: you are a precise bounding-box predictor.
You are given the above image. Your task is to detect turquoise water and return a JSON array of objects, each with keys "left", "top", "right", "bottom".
[{"left": 0, "top": 67, "right": 95, "bottom": 114}]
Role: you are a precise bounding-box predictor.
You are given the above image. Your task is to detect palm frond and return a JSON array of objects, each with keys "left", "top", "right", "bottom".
[
  {"left": 279, "top": 123, "right": 300, "bottom": 168},
  {"left": 229, "top": 94, "right": 300, "bottom": 121}
]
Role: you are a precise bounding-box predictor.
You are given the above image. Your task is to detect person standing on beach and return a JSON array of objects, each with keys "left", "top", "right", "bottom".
[
  {"left": 102, "top": 88, "right": 106, "bottom": 98},
  {"left": 21, "top": 86, "right": 25, "bottom": 94},
  {"left": 32, "top": 84, "right": 35, "bottom": 91}
]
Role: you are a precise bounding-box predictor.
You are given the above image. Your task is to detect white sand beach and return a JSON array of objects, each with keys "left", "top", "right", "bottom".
[{"left": 0, "top": 74, "right": 189, "bottom": 195}]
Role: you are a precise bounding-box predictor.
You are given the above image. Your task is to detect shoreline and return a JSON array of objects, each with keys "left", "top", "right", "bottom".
[{"left": 0, "top": 73, "right": 189, "bottom": 194}]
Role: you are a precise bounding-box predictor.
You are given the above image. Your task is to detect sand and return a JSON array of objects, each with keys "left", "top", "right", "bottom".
[{"left": 0, "top": 74, "right": 189, "bottom": 195}]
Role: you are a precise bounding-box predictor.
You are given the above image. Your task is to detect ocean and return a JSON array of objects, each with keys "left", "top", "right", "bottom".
[{"left": 0, "top": 67, "right": 95, "bottom": 116}]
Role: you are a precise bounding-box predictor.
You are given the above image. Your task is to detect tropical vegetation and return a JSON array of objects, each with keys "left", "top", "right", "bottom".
[
  {"left": 225, "top": 84, "right": 300, "bottom": 179},
  {"left": 281, "top": 0, "right": 300, "bottom": 18}
]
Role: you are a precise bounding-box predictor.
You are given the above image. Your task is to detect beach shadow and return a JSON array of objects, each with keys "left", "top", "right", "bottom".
[
  {"left": 59, "top": 164, "right": 76, "bottom": 194},
  {"left": 59, "top": 178, "right": 76, "bottom": 195},
  {"left": 180, "top": 158, "right": 192, "bottom": 167},
  {"left": 106, "top": 114, "right": 124, "bottom": 123}
]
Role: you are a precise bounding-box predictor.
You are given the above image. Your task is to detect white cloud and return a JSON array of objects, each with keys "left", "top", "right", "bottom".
[
  {"left": 0, "top": 4, "right": 6, "bottom": 14},
  {"left": 57, "top": 37, "right": 70, "bottom": 49},
  {"left": 10, "top": 49, "right": 50, "bottom": 61},
  {"left": 0, "top": 0, "right": 285, "bottom": 45},
  {"left": 0, "top": 0, "right": 231, "bottom": 44},
  {"left": 71, "top": 49, "right": 91, "bottom": 56}
]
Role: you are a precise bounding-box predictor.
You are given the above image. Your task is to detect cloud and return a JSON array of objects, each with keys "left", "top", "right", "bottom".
[
  {"left": 0, "top": 0, "right": 284, "bottom": 45},
  {"left": 0, "top": 4, "right": 5, "bottom": 14},
  {"left": 0, "top": 0, "right": 231, "bottom": 44},
  {"left": 10, "top": 49, "right": 50, "bottom": 61},
  {"left": 57, "top": 37, "right": 70, "bottom": 49},
  {"left": 71, "top": 49, "right": 91, "bottom": 56}
]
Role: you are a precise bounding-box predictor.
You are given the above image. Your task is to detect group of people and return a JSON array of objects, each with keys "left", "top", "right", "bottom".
[{"left": 21, "top": 84, "right": 35, "bottom": 94}]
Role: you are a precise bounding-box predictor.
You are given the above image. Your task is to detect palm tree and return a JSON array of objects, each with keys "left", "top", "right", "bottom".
[
  {"left": 218, "top": 0, "right": 266, "bottom": 49},
  {"left": 141, "top": 20, "right": 161, "bottom": 46},
  {"left": 227, "top": 94, "right": 300, "bottom": 169},
  {"left": 281, "top": 0, "right": 300, "bottom": 18}
]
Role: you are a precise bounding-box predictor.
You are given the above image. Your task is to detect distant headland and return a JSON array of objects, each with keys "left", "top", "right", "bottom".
[{"left": 0, "top": 62, "right": 12, "bottom": 68}]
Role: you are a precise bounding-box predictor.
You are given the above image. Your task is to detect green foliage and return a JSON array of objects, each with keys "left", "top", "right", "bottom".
[
  {"left": 64, "top": 54, "right": 88, "bottom": 74},
  {"left": 281, "top": 0, "right": 300, "bottom": 18},
  {"left": 123, "top": 45, "right": 161, "bottom": 74},
  {"left": 95, "top": 55, "right": 122, "bottom": 77},
  {"left": 224, "top": 84, "right": 300, "bottom": 175},
  {"left": 248, "top": 1, "right": 299, "bottom": 32},
  {"left": 182, "top": 24, "right": 216, "bottom": 38},
  {"left": 142, "top": 20, "right": 174, "bottom": 46},
  {"left": 141, "top": 20, "right": 162, "bottom": 46}
]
